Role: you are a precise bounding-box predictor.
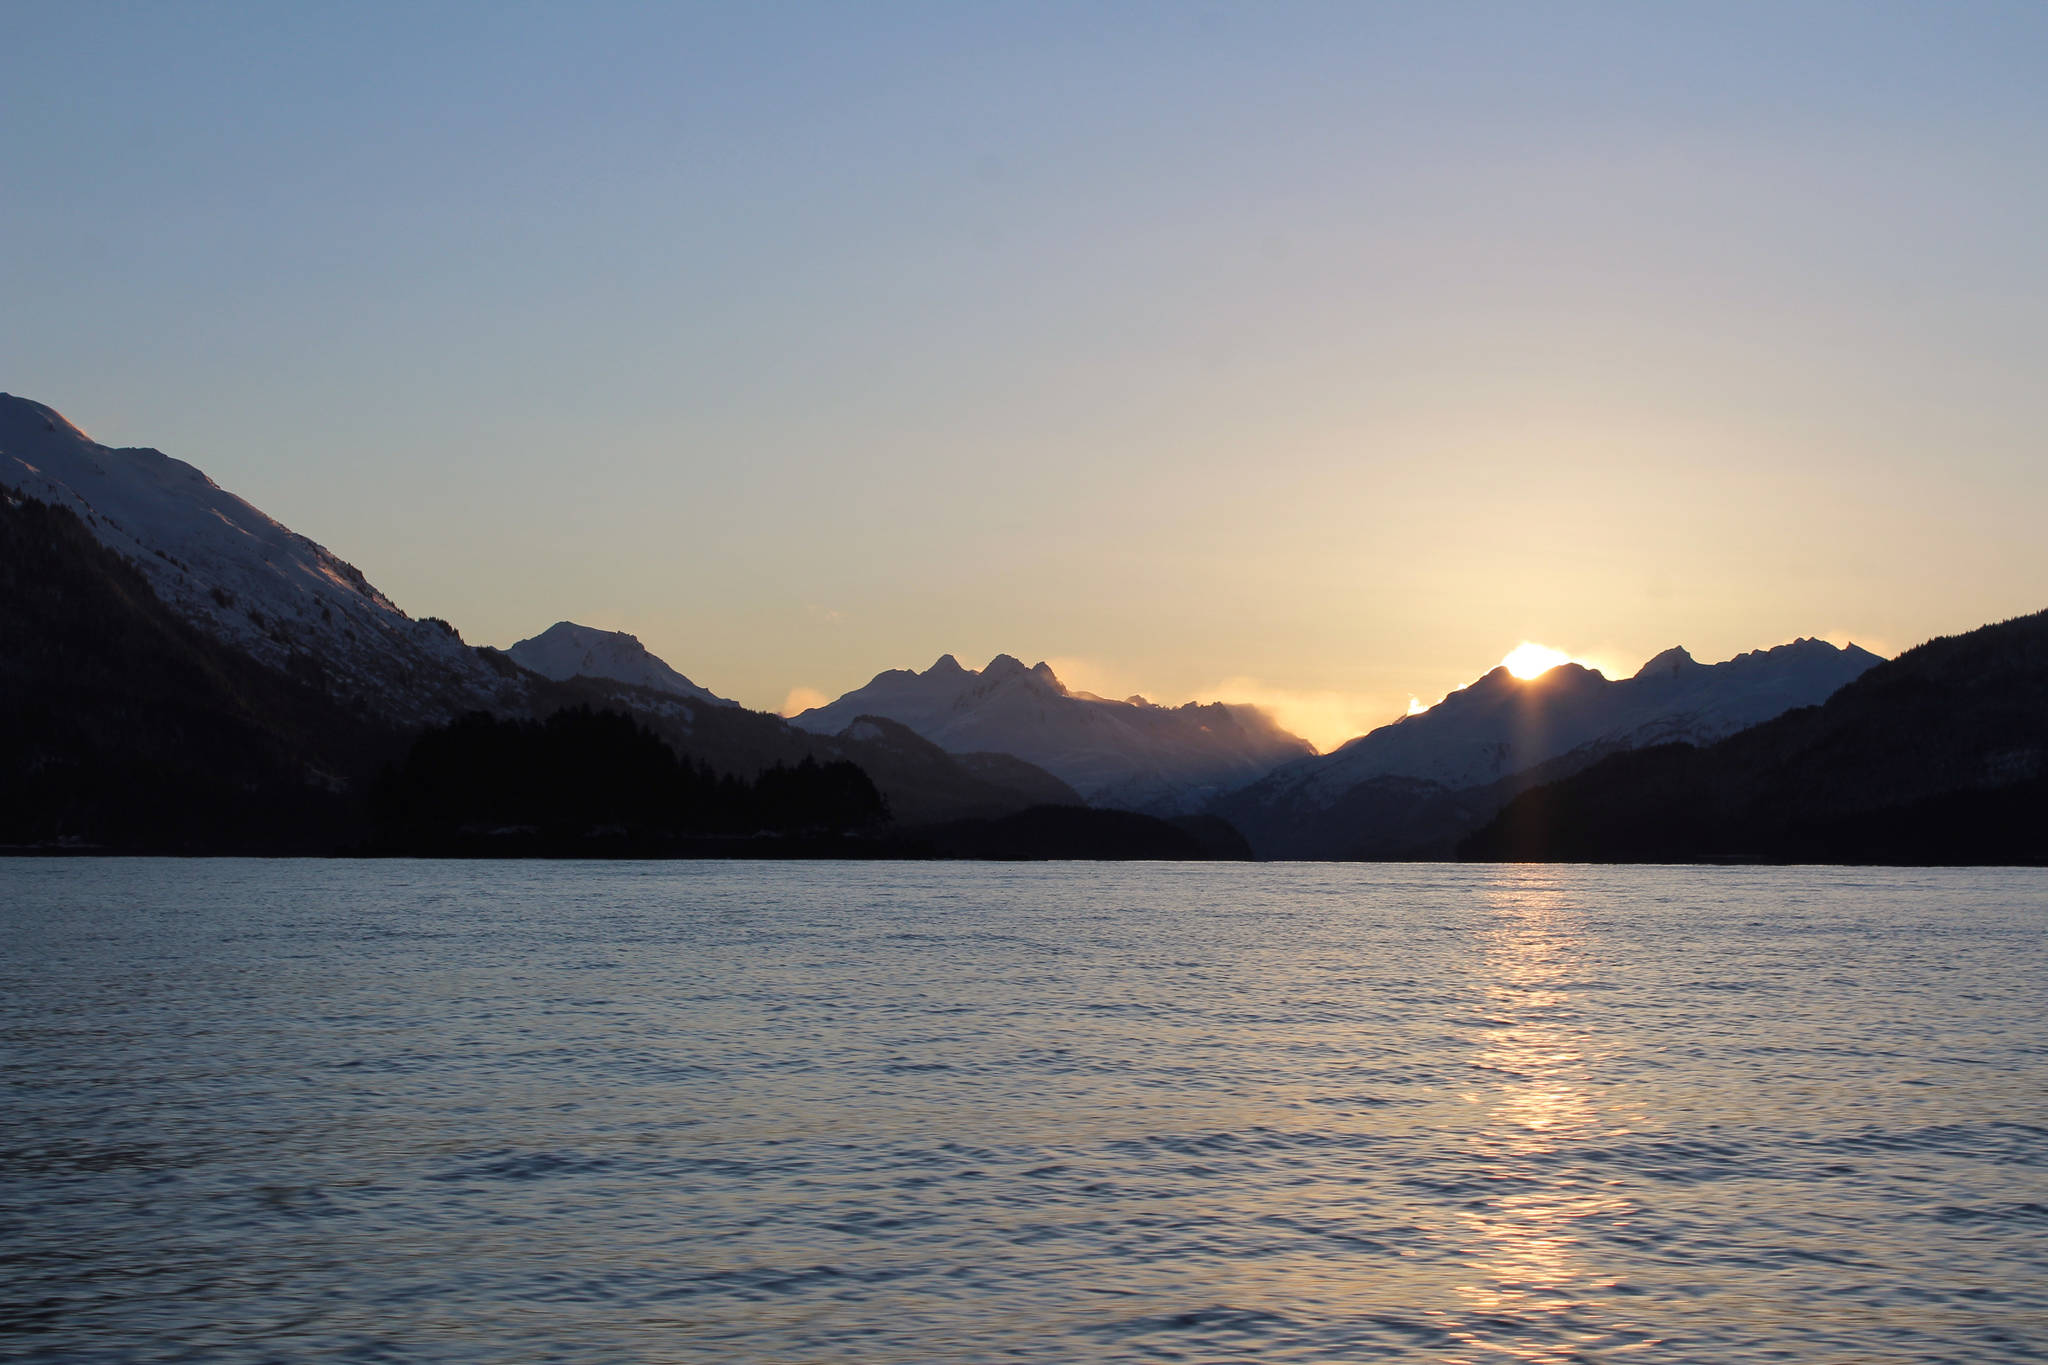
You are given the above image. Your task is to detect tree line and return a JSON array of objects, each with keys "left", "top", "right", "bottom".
[{"left": 370, "top": 707, "right": 888, "bottom": 851}]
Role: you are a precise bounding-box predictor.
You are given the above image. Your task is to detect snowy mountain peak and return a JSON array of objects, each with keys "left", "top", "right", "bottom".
[
  {"left": 0, "top": 394, "right": 517, "bottom": 724},
  {"left": 790, "top": 651, "right": 1311, "bottom": 811},
  {"left": 1465, "top": 660, "right": 1602, "bottom": 699},
  {"left": 505, "top": 622, "right": 733, "bottom": 706},
  {"left": 2, "top": 394, "right": 92, "bottom": 444},
  {"left": 1529, "top": 661, "right": 1606, "bottom": 686},
  {"left": 982, "top": 653, "right": 1031, "bottom": 681},
  {"left": 1634, "top": 646, "right": 1699, "bottom": 680},
  {"left": 1240, "top": 636, "right": 1887, "bottom": 813}
]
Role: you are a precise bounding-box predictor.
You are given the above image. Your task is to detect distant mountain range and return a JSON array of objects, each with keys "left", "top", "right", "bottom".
[
  {"left": 1461, "top": 610, "right": 2048, "bottom": 864},
  {"left": 791, "top": 653, "right": 1313, "bottom": 813},
  {"left": 0, "top": 394, "right": 1104, "bottom": 849},
  {"left": 4, "top": 390, "right": 2038, "bottom": 862},
  {"left": 1216, "top": 639, "right": 1884, "bottom": 858}
]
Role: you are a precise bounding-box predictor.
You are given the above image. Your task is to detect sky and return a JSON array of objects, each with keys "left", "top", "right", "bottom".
[{"left": 4, "top": 2, "right": 2045, "bottom": 749}]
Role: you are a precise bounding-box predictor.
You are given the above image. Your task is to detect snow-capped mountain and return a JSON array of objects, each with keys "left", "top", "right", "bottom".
[
  {"left": 0, "top": 394, "right": 1097, "bottom": 831},
  {"left": 1286, "top": 639, "right": 1882, "bottom": 802},
  {"left": 507, "top": 622, "right": 734, "bottom": 707},
  {"left": 0, "top": 393, "right": 520, "bottom": 723},
  {"left": 1216, "top": 639, "right": 1884, "bottom": 857},
  {"left": 790, "top": 653, "right": 1313, "bottom": 812}
]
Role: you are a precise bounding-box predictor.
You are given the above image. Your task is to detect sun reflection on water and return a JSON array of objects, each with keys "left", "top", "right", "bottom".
[{"left": 1444, "top": 874, "right": 1650, "bottom": 1362}]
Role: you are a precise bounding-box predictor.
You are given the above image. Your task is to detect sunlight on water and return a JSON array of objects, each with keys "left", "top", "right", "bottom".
[
  {"left": 1449, "top": 875, "right": 1642, "bottom": 1362},
  {"left": 2, "top": 860, "right": 2044, "bottom": 1363}
]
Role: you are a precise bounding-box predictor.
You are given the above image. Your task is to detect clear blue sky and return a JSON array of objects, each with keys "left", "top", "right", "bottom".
[{"left": 5, "top": 2, "right": 2045, "bottom": 744}]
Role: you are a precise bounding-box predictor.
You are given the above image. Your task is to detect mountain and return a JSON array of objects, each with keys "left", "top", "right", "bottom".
[
  {"left": 1461, "top": 610, "right": 2048, "bottom": 864},
  {"left": 0, "top": 393, "right": 522, "bottom": 724},
  {"left": 0, "top": 397, "right": 1097, "bottom": 846},
  {"left": 501, "top": 658, "right": 1083, "bottom": 826},
  {"left": 810, "top": 714, "right": 1083, "bottom": 820},
  {"left": 0, "top": 480, "right": 1088, "bottom": 848},
  {"left": 367, "top": 707, "right": 889, "bottom": 855},
  {"left": 0, "top": 489, "right": 393, "bottom": 850},
  {"left": 507, "top": 621, "right": 734, "bottom": 706},
  {"left": 1215, "top": 639, "right": 1883, "bottom": 859},
  {"left": 790, "top": 654, "right": 1313, "bottom": 813}
]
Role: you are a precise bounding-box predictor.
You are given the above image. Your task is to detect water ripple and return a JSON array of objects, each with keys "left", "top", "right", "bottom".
[{"left": 2, "top": 859, "right": 2045, "bottom": 1362}]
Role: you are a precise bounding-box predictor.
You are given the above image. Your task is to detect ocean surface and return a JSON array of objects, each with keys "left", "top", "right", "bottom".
[{"left": 2, "top": 860, "right": 2044, "bottom": 1363}]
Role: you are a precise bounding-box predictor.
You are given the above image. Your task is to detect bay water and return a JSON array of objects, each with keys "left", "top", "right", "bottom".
[{"left": 2, "top": 860, "right": 2044, "bottom": 1361}]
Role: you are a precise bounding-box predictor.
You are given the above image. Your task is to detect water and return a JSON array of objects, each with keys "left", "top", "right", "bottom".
[{"left": 2, "top": 860, "right": 2044, "bottom": 1363}]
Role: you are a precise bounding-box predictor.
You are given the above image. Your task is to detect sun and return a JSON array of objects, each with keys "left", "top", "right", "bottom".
[{"left": 1500, "top": 642, "right": 1575, "bottom": 680}]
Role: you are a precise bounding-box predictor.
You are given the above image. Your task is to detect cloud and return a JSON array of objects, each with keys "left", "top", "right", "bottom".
[
  {"left": 1205, "top": 677, "right": 1404, "bottom": 753},
  {"left": 1041, "top": 656, "right": 1142, "bottom": 702},
  {"left": 1041, "top": 659, "right": 1401, "bottom": 751},
  {"left": 780, "top": 686, "right": 831, "bottom": 717}
]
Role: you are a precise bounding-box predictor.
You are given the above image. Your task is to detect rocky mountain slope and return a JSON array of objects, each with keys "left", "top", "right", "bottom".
[
  {"left": 577, "top": 686, "right": 1086, "bottom": 827},
  {"left": 1461, "top": 610, "right": 2048, "bottom": 864},
  {"left": 791, "top": 653, "right": 1312, "bottom": 813},
  {"left": 0, "top": 490, "right": 392, "bottom": 850},
  {"left": 1216, "top": 639, "right": 1883, "bottom": 858},
  {"left": 0, "top": 393, "right": 524, "bottom": 724}
]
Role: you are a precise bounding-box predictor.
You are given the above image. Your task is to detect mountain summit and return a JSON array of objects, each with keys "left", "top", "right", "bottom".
[
  {"left": 0, "top": 393, "right": 517, "bottom": 723},
  {"left": 1216, "top": 638, "right": 1884, "bottom": 858},
  {"left": 506, "top": 622, "right": 733, "bottom": 706},
  {"left": 791, "top": 654, "right": 1312, "bottom": 812},
  {"left": 1462, "top": 612, "right": 2048, "bottom": 863}
]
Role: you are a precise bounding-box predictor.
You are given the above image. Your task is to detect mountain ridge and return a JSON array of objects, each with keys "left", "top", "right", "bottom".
[
  {"left": 1460, "top": 609, "right": 2048, "bottom": 863},
  {"left": 0, "top": 396, "right": 1098, "bottom": 840},
  {"left": 791, "top": 652, "right": 1314, "bottom": 814},
  {"left": 507, "top": 621, "right": 734, "bottom": 707},
  {"left": 14, "top": 390, "right": 2024, "bottom": 865},
  {"left": 0, "top": 392, "right": 520, "bottom": 725},
  {"left": 1216, "top": 638, "right": 1884, "bottom": 858}
]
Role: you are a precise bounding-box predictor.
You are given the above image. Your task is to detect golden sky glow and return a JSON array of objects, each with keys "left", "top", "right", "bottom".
[
  {"left": 1499, "top": 643, "right": 1579, "bottom": 680},
  {"left": 6, "top": 7, "right": 2042, "bottom": 753}
]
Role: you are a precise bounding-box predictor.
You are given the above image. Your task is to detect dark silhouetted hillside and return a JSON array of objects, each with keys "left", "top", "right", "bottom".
[
  {"left": 0, "top": 491, "right": 1083, "bottom": 855},
  {"left": 1216, "top": 639, "right": 1880, "bottom": 860},
  {"left": 0, "top": 492, "right": 393, "bottom": 850},
  {"left": 1460, "top": 610, "right": 2048, "bottom": 864},
  {"left": 368, "top": 707, "right": 888, "bottom": 854}
]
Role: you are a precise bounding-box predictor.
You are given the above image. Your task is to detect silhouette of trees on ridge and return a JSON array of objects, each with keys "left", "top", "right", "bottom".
[{"left": 372, "top": 707, "right": 887, "bottom": 849}]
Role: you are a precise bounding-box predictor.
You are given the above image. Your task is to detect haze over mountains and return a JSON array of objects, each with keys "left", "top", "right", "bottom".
[
  {"left": 791, "top": 653, "right": 1313, "bottom": 814},
  {"left": 4, "top": 391, "right": 2036, "bottom": 862}
]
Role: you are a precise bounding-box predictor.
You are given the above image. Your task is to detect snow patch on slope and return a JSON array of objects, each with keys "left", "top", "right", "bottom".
[
  {"left": 0, "top": 394, "right": 521, "bottom": 723},
  {"left": 506, "top": 622, "right": 734, "bottom": 707}
]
